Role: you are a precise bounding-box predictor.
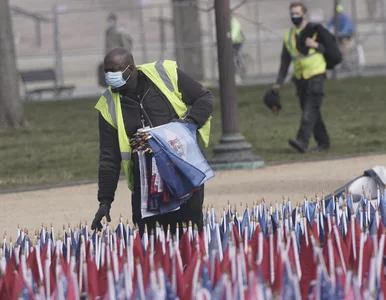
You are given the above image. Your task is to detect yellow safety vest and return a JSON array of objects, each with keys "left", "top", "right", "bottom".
[
  {"left": 95, "top": 60, "right": 212, "bottom": 192},
  {"left": 283, "top": 27, "right": 326, "bottom": 80},
  {"left": 231, "top": 17, "right": 245, "bottom": 44}
]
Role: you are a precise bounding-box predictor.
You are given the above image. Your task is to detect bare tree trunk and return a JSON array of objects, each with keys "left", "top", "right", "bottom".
[
  {"left": 366, "top": 0, "right": 378, "bottom": 19},
  {"left": 0, "top": 0, "right": 26, "bottom": 128},
  {"left": 172, "top": 0, "right": 204, "bottom": 81}
]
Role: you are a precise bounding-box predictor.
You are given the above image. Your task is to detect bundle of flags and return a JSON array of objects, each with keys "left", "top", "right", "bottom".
[
  {"left": 2, "top": 187, "right": 386, "bottom": 299},
  {"left": 130, "top": 122, "right": 214, "bottom": 219}
]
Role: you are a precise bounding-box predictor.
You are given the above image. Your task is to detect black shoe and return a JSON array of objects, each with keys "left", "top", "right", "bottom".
[{"left": 288, "top": 138, "right": 307, "bottom": 153}]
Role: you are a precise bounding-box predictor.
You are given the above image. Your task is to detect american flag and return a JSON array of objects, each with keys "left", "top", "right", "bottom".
[{"left": 2, "top": 191, "right": 386, "bottom": 298}]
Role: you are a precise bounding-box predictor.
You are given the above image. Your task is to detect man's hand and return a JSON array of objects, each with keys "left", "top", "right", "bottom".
[
  {"left": 91, "top": 203, "right": 111, "bottom": 231},
  {"left": 272, "top": 84, "right": 280, "bottom": 91},
  {"left": 272, "top": 105, "right": 280, "bottom": 115},
  {"left": 305, "top": 37, "right": 319, "bottom": 49}
]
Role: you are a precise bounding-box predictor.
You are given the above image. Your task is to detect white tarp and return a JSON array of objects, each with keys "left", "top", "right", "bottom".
[{"left": 337, "top": 165, "right": 386, "bottom": 207}]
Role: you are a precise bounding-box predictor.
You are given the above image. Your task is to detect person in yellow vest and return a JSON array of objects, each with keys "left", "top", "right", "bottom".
[
  {"left": 91, "top": 48, "right": 214, "bottom": 236},
  {"left": 231, "top": 15, "right": 245, "bottom": 61},
  {"left": 272, "top": 2, "right": 330, "bottom": 153}
]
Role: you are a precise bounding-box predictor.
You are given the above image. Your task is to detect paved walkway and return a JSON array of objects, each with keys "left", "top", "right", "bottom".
[{"left": 1, "top": 154, "right": 385, "bottom": 238}]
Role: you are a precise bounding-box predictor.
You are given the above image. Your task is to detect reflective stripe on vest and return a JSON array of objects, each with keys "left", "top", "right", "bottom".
[
  {"left": 154, "top": 60, "right": 190, "bottom": 119},
  {"left": 103, "top": 90, "right": 130, "bottom": 162},
  {"left": 155, "top": 60, "right": 174, "bottom": 92},
  {"left": 121, "top": 152, "right": 130, "bottom": 161},
  {"left": 103, "top": 89, "right": 117, "bottom": 127}
]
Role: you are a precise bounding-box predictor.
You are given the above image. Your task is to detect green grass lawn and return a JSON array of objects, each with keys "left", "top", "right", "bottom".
[{"left": 1, "top": 75, "right": 386, "bottom": 190}]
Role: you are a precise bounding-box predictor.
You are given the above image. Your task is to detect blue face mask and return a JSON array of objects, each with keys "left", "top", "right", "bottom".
[{"left": 105, "top": 64, "right": 131, "bottom": 89}]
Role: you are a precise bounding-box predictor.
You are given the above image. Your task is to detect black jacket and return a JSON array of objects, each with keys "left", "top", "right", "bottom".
[{"left": 97, "top": 69, "right": 215, "bottom": 216}]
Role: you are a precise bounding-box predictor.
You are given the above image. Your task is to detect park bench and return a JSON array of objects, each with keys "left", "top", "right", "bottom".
[{"left": 19, "top": 68, "right": 76, "bottom": 100}]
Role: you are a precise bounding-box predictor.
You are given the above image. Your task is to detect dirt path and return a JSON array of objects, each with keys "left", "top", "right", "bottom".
[{"left": 1, "top": 154, "right": 385, "bottom": 239}]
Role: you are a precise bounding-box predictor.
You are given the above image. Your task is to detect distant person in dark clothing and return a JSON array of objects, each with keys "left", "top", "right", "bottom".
[
  {"left": 98, "top": 13, "right": 133, "bottom": 88},
  {"left": 272, "top": 2, "right": 330, "bottom": 153},
  {"left": 105, "top": 13, "right": 133, "bottom": 54}
]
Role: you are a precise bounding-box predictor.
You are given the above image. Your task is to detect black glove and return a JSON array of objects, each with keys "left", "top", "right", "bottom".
[
  {"left": 91, "top": 202, "right": 111, "bottom": 231},
  {"left": 263, "top": 89, "right": 282, "bottom": 112},
  {"left": 171, "top": 117, "right": 196, "bottom": 125}
]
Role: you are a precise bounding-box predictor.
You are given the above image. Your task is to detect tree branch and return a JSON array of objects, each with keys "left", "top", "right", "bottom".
[
  {"left": 232, "top": 12, "right": 283, "bottom": 38},
  {"left": 189, "top": 0, "right": 214, "bottom": 12},
  {"left": 188, "top": 0, "right": 247, "bottom": 13},
  {"left": 231, "top": 0, "right": 248, "bottom": 12}
]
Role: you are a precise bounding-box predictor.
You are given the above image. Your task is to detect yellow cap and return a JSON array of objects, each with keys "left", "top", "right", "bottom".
[{"left": 336, "top": 4, "right": 344, "bottom": 13}]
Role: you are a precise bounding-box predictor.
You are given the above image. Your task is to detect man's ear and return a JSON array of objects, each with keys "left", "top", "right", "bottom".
[{"left": 129, "top": 65, "right": 135, "bottom": 71}]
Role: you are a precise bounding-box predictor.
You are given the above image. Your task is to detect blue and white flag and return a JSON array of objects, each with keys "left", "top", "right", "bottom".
[
  {"left": 148, "top": 123, "right": 214, "bottom": 183},
  {"left": 146, "top": 122, "right": 215, "bottom": 197}
]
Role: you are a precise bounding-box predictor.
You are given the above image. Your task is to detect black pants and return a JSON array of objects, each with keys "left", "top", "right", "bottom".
[
  {"left": 132, "top": 186, "right": 205, "bottom": 238},
  {"left": 295, "top": 74, "right": 330, "bottom": 148},
  {"left": 233, "top": 43, "right": 243, "bottom": 56}
]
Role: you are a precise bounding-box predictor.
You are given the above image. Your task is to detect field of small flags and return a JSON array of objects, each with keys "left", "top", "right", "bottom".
[{"left": 1, "top": 188, "right": 386, "bottom": 299}]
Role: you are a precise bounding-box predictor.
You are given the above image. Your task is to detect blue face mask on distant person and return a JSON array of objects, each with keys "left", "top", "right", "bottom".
[{"left": 105, "top": 64, "right": 131, "bottom": 89}]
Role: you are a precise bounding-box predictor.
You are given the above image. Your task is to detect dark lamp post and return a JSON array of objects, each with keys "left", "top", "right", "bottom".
[{"left": 209, "top": 0, "right": 264, "bottom": 170}]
